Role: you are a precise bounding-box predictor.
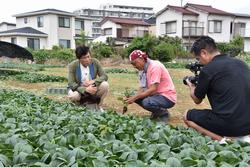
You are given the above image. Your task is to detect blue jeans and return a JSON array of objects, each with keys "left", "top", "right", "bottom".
[{"left": 135, "top": 94, "right": 175, "bottom": 117}]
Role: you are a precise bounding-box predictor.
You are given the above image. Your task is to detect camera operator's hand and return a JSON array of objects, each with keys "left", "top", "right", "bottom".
[
  {"left": 185, "top": 79, "right": 202, "bottom": 104},
  {"left": 85, "top": 85, "right": 97, "bottom": 95},
  {"left": 82, "top": 80, "right": 95, "bottom": 87}
]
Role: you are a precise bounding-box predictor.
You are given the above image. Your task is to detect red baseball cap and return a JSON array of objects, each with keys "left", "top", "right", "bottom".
[{"left": 129, "top": 50, "right": 148, "bottom": 61}]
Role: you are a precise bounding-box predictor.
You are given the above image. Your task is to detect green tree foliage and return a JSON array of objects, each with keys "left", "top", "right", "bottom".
[
  {"left": 126, "top": 34, "right": 187, "bottom": 62},
  {"left": 217, "top": 35, "right": 244, "bottom": 57},
  {"left": 91, "top": 42, "right": 114, "bottom": 59},
  {"left": 75, "top": 31, "right": 88, "bottom": 46},
  {"left": 153, "top": 42, "right": 175, "bottom": 62}
]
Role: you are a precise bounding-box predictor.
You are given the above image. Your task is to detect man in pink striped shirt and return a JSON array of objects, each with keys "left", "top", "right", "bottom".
[{"left": 125, "top": 50, "right": 177, "bottom": 123}]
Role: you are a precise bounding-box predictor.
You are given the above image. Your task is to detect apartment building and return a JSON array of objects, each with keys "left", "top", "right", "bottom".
[
  {"left": 0, "top": 9, "right": 95, "bottom": 49},
  {"left": 74, "top": 3, "right": 154, "bottom": 38},
  {"left": 156, "top": 3, "right": 250, "bottom": 51}
]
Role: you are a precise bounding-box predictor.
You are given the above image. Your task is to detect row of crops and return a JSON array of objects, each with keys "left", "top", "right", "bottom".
[{"left": 0, "top": 89, "right": 250, "bottom": 166}]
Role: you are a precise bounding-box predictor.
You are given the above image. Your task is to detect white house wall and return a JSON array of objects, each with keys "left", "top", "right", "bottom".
[
  {"left": 207, "top": 15, "right": 233, "bottom": 42},
  {"left": 156, "top": 9, "right": 183, "bottom": 37},
  {"left": 84, "top": 20, "right": 93, "bottom": 37},
  {"left": 0, "top": 36, "right": 11, "bottom": 42},
  {"left": 234, "top": 17, "right": 250, "bottom": 38},
  {"left": 0, "top": 24, "right": 8, "bottom": 31},
  {"left": 130, "top": 26, "right": 148, "bottom": 37},
  {"left": 101, "top": 21, "right": 118, "bottom": 37},
  {"left": 45, "top": 14, "right": 58, "bottom": 49}
]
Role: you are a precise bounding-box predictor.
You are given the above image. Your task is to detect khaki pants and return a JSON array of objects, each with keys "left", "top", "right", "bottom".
[{"left": 68, "top": 81, "right": 109, "bottom": 107}]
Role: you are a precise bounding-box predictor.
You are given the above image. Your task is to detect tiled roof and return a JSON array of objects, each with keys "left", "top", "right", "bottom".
[
  {"left": 0, "top": 27, "right": 47, "bottom": 36},
  {"left": 0, "top": 22, "right": 16, "bottom": 26},
  {"left": 100, "top": 17, "right": 150, "bottom": 26},
  {"left": 234, "top": 13, "right": 250, "bottom": 18},
  {"left": 156, "top": 5, "right": 198, "bottom": 16},
  {"left": 185, "top": 3, "right": 233, "bottom": 16},
  {"left": 13, "top": 8, "right": 75, "bottom": 17},
  {"left": 144, "top": 16, "right": 156, "bottom": 25},
  {"left": 168, "top": 5, "right": 198, "bottom": 15}
]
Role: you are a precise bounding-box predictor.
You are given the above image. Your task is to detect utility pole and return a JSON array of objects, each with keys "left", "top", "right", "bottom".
[{"left": 181, "top": 0, "right": 183, "bottom": 7}]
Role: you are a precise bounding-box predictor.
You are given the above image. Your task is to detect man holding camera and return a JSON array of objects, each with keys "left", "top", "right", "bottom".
[
  {"left": 125, "top": 50, "right": 176, "bottom": 123},
  {"left": 67, "top": 45, "right": 109, "bottom": 111},
  {"left": 184, "top": 36, "right": 250, "bottom": 142}
]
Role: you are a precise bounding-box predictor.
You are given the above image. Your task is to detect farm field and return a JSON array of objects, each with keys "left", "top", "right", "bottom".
[{"left": 0, "top": 60, "right": 249, "bottom": 166}]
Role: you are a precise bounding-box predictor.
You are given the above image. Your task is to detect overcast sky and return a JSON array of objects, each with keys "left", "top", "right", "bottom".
[{"left": 1, "top": 0, "right": 250, "bottom": 23}]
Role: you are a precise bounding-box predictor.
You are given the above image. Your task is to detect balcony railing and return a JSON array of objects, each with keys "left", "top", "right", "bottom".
[{"left": 182, "top": 27, "right": 204, "bottom": 37}]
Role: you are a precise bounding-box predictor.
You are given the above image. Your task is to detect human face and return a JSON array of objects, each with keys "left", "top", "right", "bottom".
[
  {"left": 130, "top": 58, "right": 145, "bottom": 71},
  {"left": 79, "top": 52, "right": 91, "bottom": 67},
  {"left": 194, "top": 49, "right": 211, "bottom": 65}
]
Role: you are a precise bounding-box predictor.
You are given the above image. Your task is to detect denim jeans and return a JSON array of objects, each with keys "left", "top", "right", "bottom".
[{"left": 135, "top": 94, "right": 175, "bottom": 117}]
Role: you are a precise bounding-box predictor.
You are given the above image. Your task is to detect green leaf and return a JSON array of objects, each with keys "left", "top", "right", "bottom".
[
  {"left": 181, "top": 157, "right": 197, "bottom": 167},
  {"left": 217, "top": 150, "right": 240, "bottom": 165},
  {"left": 142, "top": 151, "right": 154, "bottom": 162},
  {"left": 197, "top": 160, "right": 207, "bottom": 167},
  {"left": 238, "top": 162, "right": 250, "bottom": 167},
  {"left": 166, "top": 157, "right": 181, "bottom": 167},
  {"left": 0, "top": 154, "right": 11, "bottom": 167},
  {"left": 207, "top": 152, "right": 217, "bottom": 160}
]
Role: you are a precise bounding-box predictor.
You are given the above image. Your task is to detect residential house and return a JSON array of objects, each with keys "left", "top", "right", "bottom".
[
  {"left": 100, "top": 17, "right": 151, "bottom": 43},
  {"left": 156, "top": 3, "right": 250, "bottom": 52},
  {"left": 0, "top": 22, "right": 16, "bottom": 32},
  {"left": 74, "top": 3, "right": 154, "bottom": 38},
  {"left": 0, "top": 9, "right": 95, "bottom": 49}
]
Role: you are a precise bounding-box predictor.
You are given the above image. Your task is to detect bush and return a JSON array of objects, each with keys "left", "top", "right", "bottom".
[
  {"left": 126, "top": 35, "right": 186, "bottom": 61},
  {"left": 91, "top": 43, "right": 114, "bottom": 59},
  {"left": 125, "top": 34, "right": 158, "bottom": 57},
  {"left": 152, "top": 42, "right": 175, "bottom": 62},
  {"left": 53, "top": 48, "right": 75, "bottom": 62},
  {"left": 217, "top": 36, "right": 244, "bottom": 57},
  {"left": 32, "top": 49, "right": 51, "bottom": 64}
]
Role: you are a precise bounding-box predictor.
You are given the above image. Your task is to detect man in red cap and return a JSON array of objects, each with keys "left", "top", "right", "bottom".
[{"left": 125, "top": 50, "right": 177, "bottom": 123}]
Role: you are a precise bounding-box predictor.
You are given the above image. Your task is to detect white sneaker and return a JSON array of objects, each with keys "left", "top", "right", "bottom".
[
  {"left": 236, "top": 136, "right": 250, "bottom": 143},
  {"left": 99, "top": 107, "right": 104, "bottom": 112}
]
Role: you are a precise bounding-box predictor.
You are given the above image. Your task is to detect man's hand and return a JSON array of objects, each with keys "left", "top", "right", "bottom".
[
  {"left": 185, "top": 79, "right": 202, "bottom": 104},
  {"left": 125, "top": 96, "right": 137, "bottom": 104},
  {"left": 85, "top": 85, "right": 97, "bottom": 95},
  {"left": 82, "top": 80, "right": 95, "bottom": 87}
]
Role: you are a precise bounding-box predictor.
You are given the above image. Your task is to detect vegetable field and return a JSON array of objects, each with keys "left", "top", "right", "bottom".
[{"left": 0, "top": 89, "right": 250, "bottom": 166}]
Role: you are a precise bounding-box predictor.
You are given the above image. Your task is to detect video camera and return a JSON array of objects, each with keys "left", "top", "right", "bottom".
[{"left": 183, "top": 61, "right": 203, "bottom": 86}]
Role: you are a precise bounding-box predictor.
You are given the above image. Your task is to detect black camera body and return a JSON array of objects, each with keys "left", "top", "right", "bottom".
[{"left": 183, "top": 62, "right": 203, "bottom": 86}]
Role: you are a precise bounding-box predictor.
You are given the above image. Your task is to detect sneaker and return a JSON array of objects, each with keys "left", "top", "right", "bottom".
[
  {"left": 236, "top": 135, "right": 250, "bottom": 143},
  {"left": 99, "top": 107, "right": 104, "bottom": 113},
  {"left": 150, "top": 112, "right": 169, "bottom": 123}
]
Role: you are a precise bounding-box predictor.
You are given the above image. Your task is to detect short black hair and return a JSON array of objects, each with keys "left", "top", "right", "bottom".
[
  {"left": 190, "top": 36, "right": 218, "bottom": 56},
  {"left": 75, "top": 45, "right": 90, "bottom": 59}
]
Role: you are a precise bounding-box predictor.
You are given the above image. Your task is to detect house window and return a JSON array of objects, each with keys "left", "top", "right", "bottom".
[
  {"left": 234, "top": 22, "right": 246, "bottom": 36},
  {"left": 27, "top": 38, "right": 40, "bottom": 50},
  {"left": 59, "top": 39, "right": 71, "bottom": 48},
  {"left": 11, "top": 37, "right": 17, "bottom": 44},
  {"left": 165, "top": 21, "right": 177, "bottom": 34},
  {"left": 37, "top": 16, "right": 44, "bottom": 27},
  {"left": 75, "top": 20, "right": 84, "bottom": 30},
  {"left": 208, "top": 20, "right": 222, "bottom": 33},
  {"left": 59, "top": 17, "right": 70, "bottom": 28},
  {"left": 92, "top": 22, "right": 100, "bottom": 27},
  {"left": 24, "top": 18, "right": 28, "bottom": 24},
  {"left": 104, "top": 28, "right": 112, "bottom": 35}
]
